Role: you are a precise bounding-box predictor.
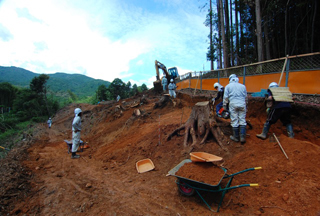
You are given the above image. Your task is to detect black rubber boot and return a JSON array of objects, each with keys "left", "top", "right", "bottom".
[
  {"left": 286, "top": 124, "right": 294, "bottom": 138},
  {"left": 240, "top": 125, "right": 246, "bottom": 144},
  {"left": 256, "top": 123, "right": 270, "bottom": 140},
  {"left": 71, "top": 152, "right": 80, "bottom": 159},
  {"left": 230, "top": 127, "right": 239, "bottom": 142}
]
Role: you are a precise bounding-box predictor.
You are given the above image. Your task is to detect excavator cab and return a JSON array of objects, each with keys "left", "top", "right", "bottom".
[{"left": 168, "top": 67, "right": 179, "bottom": 80}]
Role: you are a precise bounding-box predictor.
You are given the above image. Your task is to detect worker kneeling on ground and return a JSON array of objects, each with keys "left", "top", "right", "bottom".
[
  {"left": 168, "top": 79, "right": 176, "bottom": 98},
  {"left": 71, "top": 108, "right": 82, "bottom": 159},
  {"left": 256, "top": 82, "right": 294, "bottom": 140},
  {"left": 213, "top": 82, "right": 224, "bottom": 117},
  {"left": 223, "top": 74, "right": 248, "bottom": 144}
]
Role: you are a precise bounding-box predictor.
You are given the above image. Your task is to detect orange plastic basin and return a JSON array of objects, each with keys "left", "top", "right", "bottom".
[
  {"left": 190, "top": 152, "right": 223, "bottom": 162},
  {"left": 136, "top": 158, "right": 155, "bottom": 173}
]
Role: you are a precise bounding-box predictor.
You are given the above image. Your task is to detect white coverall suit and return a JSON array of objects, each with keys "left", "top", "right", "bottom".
[
  {"left": 168, "top": 82, "right": 176, "bottom": 98},
  {"left": 223, "top": 78, "right": 247, "bottom": 128},
  {"left": 72, "top": 109, "right": 82, "bottom": 153}
]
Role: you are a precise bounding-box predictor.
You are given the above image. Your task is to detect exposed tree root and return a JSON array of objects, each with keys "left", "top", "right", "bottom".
[{"left": 167, "top": 101, "right": 228, "bottom": 151}]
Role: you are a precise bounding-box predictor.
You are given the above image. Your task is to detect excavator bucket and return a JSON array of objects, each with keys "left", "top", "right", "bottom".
[{"left": 153, "top": 80, "right": 162, "bottom": 93}]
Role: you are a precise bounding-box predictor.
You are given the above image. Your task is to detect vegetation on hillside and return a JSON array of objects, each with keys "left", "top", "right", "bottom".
[
  {"left": 0, "top": 66, "right": 111, "bottom": 98},
  {"left": 0, "top": 74, "right": 148, "bottom": 152}
]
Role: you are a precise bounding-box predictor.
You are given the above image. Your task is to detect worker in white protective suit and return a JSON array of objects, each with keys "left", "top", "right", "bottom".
[
  {"left": 71, "top": 108, "right": 82, "bottom": 159},
  {"left": 223, "top": 74, "right": 248, "bottom": 143},
  {"left": 162, "top": 76, "right": 168, "bottom": 92},
  {"left": 168, "top": 79, "right": 176, "bottom": 98}
]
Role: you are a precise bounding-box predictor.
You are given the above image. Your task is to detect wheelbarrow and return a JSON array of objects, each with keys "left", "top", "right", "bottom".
[
  {"left": 167, "top": 159, "right": 261, "bottom": 212},
  {"left": 64, "top": 140, "right": 85, "bottom": 154}
]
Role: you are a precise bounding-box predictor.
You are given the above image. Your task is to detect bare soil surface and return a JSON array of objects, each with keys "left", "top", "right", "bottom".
[{"left": 1, "top": 89, "right": 320, "bottom": 216}]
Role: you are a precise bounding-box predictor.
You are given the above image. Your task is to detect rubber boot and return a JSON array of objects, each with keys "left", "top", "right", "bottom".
[
  {"left": 240, "top": 125, "right": 246, "bottom": 144},
  {"left": 256, "top": 123, "right": 270, "bottom": 140},
  {"left": 71, "top": 152, "right": 80, "bottom": 159},
  {"left": 230, "top": 127, "right": 239, "bottom": 142},
  {"left": 286, "top": 124, "right": 294, "bottom": 138}
]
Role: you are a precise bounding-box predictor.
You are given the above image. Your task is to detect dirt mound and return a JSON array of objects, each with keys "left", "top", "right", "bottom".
[{"left": 1, "top": 90, "right": 320, "bottom": 215}]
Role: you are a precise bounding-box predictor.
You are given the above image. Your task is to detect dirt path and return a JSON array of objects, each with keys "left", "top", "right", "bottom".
[{"left": 1, "top": 91, "right": 320, "bottom": 215}]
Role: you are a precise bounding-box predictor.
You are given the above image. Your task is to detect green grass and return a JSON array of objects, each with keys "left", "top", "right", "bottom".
[{"left": 0, "top": 120, "right": 34, "bottom": 159}]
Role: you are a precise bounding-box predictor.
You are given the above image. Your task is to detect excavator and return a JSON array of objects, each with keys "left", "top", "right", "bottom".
[{"left": 153, "top": 60, "right": 179, "bottom": 92}]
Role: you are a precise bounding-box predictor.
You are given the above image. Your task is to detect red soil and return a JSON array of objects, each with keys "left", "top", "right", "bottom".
[{"left": 1, "top": 89, "right": 320, "bottom": 215}]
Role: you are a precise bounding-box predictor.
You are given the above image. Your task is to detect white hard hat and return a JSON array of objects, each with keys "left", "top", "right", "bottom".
[
  {"left": 74, "top": 108, "right": 82, "bottom": 116},
  {"left": 213, "top": 83, "right": 219, "bottom": 88},
  {"left": 229, "top": 74, "right": 237, "bottom": 81},
  {"left": 269, "top": 82, "right": 278, "bottom": 88},
  {"left": 170, "top": 79, "right": 174, "bottom": 82}
]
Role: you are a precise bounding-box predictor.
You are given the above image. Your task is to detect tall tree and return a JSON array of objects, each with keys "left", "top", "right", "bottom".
[
  {"left": 216, "top": 0, "right": 222, "bottom": 69},
  {"left": 96, "top": 85, "right": 108, "bottom": 101},
  {"left": 30, "top": 74, "right": 50, "bottom": 116},
  {"left": 108, "top": 78, "right": 126, "bottom": 100},
  {"left": 229, "top": 0, "right": 234, "bottom": 66},
  {"left": 131, "top": 84, "right": 138, "bottom": 96},
  {"left": 219, "top": 0, "right": 228, "bottom": 68},
  {"left": 235, "top": 0, "right": 240, "bottom": 65},
  {"left": 224, "top": 0, "right": 230, "bottom": 67},
  {"left": 0, "top": 82, "right": 17, "bottom": 108},
  {"left": 209, "top": 0, "right": 214, "bottom": 70},
  {"left": 140, "top": 84, "right": 148, "bottom": 92},
  {"left": 255, "top": 0, "right": 263, "bottom": 62}
]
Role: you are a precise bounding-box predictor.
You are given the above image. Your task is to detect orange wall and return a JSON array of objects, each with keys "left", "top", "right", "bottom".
[{"left": 177, "top": 70, "right": 320, "bottom": 94}]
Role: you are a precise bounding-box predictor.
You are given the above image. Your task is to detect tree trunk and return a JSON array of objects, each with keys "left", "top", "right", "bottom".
[
  {"left": 216, "top": 0, "right": 222, "bottom": 69},
  {"left": 219, "top": 0, "right": 228, "bottom": 68},
  {"left": 224, "top": 0, "right": 230, "bottom": 67},
  {"left": 235, "top": 0, "right": 239, "bottom": 65},
  {"left": 284, "top": 0, "right": 290, "bottom": 55},
  {"left": 210, "top": 0, "right": 214, "bottom": 70},
  {"left": 255, "top": 0, "right": 264, "bottom": 62},
  {"left": 239, "top": 1, "right": 244, "bottom": 64},
  {"left": 311, "top": 0, "right": 317, "bottom": 53},
  {"left": 229, "top": 0, "right": 234, "bottom": 66},
  {"left": 264, "top": 17, "right": 271, "bottom": 60}
]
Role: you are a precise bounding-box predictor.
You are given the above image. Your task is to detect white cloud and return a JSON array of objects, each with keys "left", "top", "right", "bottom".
[{"left": 0, "top": 0, "right": 210, "bottom": 88}]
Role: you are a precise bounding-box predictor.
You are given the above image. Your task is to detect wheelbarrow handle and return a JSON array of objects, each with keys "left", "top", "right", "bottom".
[
  {"left": 218, "top": 183, "right": 259, "bottom": 192},
  {"left": 225, "top": 167, "right": 262, "bottom": 178}
]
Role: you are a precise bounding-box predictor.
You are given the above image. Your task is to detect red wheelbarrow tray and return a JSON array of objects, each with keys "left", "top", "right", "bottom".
[{"left": 167, "top": 159, "right": 261, "bottom": 212}]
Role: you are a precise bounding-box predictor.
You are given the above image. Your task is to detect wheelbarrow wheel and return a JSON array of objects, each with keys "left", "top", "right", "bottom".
[{"left": 177, "top": 179, "right": 195, "bottom": 196}]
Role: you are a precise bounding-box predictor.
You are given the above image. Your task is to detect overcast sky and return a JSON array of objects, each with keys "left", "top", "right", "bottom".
[{"left": 0, "top": 0, "right": 211, "bottom": 88}]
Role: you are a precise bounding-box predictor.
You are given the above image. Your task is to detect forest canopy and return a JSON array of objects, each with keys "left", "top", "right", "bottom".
[{"left": 204, "top": 0, "right": 319, "bottom": 69}]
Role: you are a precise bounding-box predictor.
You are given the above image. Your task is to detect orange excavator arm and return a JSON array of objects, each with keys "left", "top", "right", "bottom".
[{"left": 155, "top": 60, "right": 170, "bottom": 81}]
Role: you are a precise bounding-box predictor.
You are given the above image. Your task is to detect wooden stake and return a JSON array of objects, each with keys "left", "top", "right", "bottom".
[
  {"left": 278, "top": 55, "right": 289, "bottom": 86},
  {"left": 273, "top": 133, "right": 289, "bottom": 160}
]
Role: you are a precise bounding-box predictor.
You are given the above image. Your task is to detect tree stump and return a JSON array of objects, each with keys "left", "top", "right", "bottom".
[
  {"left": 153, "top": 94, "right": 171, "bottom": 109},
  {"left": 167, "top": 101, "right": 227, "bottom": 150}
]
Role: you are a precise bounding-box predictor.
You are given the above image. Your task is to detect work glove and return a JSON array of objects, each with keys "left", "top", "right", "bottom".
[
  {"left": 212, "top": 98, "right": 215, "bottom": 105},
  {"left": 266, "top": 108, "right": 270, "bottom": 114}
]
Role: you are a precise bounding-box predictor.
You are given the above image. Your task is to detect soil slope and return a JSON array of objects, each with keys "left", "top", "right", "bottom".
[{"left": 1, "top": 90, "right": 320, "bottom": 216}]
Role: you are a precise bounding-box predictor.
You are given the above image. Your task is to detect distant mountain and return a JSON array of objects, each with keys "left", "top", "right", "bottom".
[{"left": 0, "top": 66, "right": 110, "bottom": 98}]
